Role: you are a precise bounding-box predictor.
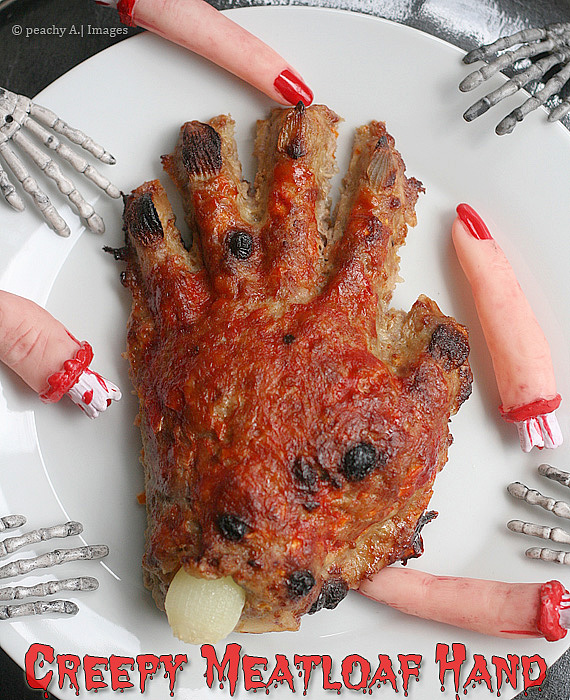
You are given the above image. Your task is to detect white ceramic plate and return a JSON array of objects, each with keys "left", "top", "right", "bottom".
[{"left": 1, "top": 7, "right": 570, "bottom": 699}]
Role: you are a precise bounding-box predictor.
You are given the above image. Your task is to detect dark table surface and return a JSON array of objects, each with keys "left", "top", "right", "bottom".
[{"left": 1, "top": 0, "right": 570, "bottom": 698}]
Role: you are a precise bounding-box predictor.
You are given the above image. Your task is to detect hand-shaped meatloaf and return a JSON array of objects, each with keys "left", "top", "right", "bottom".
[{"left": 119, "top": 103, "right": 472, "bottom": 633}]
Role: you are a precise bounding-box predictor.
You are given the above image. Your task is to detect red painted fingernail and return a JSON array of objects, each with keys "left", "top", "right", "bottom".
[
  {"left": 456, "top": 203, "right": 493, "bottom": 240},
  {"left": 274, "top": 69, "right": 313, "bottom": 107}
]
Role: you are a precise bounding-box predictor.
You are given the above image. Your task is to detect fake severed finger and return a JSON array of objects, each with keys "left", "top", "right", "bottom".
[
  {"left": 0, "top": 290, "right": 121, "bottom": 418},
  {"left": 0, "top": 86, "right": 120, "bottom": 235},
  {"left": 460, "top": 22, "right": 570, "bottom": 134},
  {"left": 452, "top": 204, "right": 562, "bottom": 452},
  {"left": 359, "top": 567, "right": 570, "bottom": 641},
  {"left": 97, "top": 0, "right": 313, "bottom": 107}
]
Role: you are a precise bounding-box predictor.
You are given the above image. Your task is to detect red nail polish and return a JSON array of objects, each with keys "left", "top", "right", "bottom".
[
  {"left": 456, "top": 203, "right": 493, "bottom": 240},
  {"left": 274, "top": 70, "right": 313, "bottom": 107},
  {"left": 117, "top": 0, "right": 137, "bottom": 26}
]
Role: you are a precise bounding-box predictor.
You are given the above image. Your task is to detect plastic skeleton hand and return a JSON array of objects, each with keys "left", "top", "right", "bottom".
[
  {"left": 460, "top": 23, "right": 570, "bottom": 134},
  {"left": 0, "top": 86, "right": 121, "bottom": 236},
  {"left": 508, "top": 464, "right": 570, "bottom": 565},
  {"left": 0, "top": 515, "right": 108, "bottom": 620},
  {"left": 0, "top": 290, "right": 122, "bottom": 418}
]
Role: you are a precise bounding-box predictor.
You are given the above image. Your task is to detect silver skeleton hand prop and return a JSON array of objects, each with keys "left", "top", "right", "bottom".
[
  {"left": 508, "top": 464, "right": 570, "bottom": 565},
  {"left": 0, "top": 516, "right": 108, "bottom": 620},
  {"left": 459, "top": 23, "right": 570, "bottom": 135},
  {"left": 0, "top": 86, "right": 121, "bottom": 236}
]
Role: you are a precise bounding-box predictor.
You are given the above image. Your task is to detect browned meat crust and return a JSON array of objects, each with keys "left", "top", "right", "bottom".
[{"left": 117, "top": 104, "right": 472, "bottom": 633}]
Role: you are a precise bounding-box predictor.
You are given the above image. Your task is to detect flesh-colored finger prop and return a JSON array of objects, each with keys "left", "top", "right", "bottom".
[
  {"left": 359, "top": 567, "right": 570, "bottom": 641},
  {"left": 452, "top": 203, "right": 562, "bottom": 452},
  {"left": 97, "top": 0, "right": 313, "bottom": 107},
  {"left": 0, "top": 291, "right": 121, "bottom": 418}
]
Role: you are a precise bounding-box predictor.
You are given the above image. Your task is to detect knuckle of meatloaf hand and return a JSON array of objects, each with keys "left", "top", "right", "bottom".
[{"left": 428, "top": 322, "right": 470, "bottom": 371}]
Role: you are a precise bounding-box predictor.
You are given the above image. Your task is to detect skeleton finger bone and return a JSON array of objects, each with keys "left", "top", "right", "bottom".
[
  {"left": 0, "top": 86, "right": 120, "bottom": 235},
  {"left": 507, "top": 482, "right": 570, "bottom": 519},
  {"left": 0, "top": 577, "right": 98, "bottom": 619},
  {"left": 538, "top": 463, "right": 570, "bottom": 488},
  {"left": 28, "top": 102, "right": 116, "bottom": 164},
  {"left": 463, "top": 26, "right": 555, "bottom": 64},
  {"left": 0, "top": 141, "right": 70, "bottom": 236},
  {"left": 0, "top": 515, "right": 108, "bottom": 620},
  {"left": 526, "top": 548, "right": 570, "bottom": 565},
  {"left": 0, "top": 599, "right": 79, "bottom": 620},
  {"left": 459, "top": 22, "right": 570, "bottom": 134},
  {"left": 0, "top": 521, "right": 83, "bottom": 558},
  {"left": 495, "top": 58, "right": 570, "bottom": 135},
  {"left": 508, "top": 466, "right": 570, "bottom": 565},
  {"left": 0, "top": 515, "right": 26, "bottom": 532},
  {"left": 460, "top": 39, "right": 557, "bottom": 92},
  {"left": 507, "top": 519, "right": 570, "bottom": 546},
  {"left": 0, "top": 576, "right": 98, "bottom": 601},
  {"left": 463, "top": 52, "right": 568, "bottom": 124},
  {"left": 11, "top": 127, "right": 105, "bottom": 234},
  {"left": 0, "top": 545, "right": 109, "bottom": 579}
]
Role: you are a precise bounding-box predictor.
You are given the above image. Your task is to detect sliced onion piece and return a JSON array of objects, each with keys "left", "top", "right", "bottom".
[{"left": 165, "top": 568, "right": 246, "bottom": 644}]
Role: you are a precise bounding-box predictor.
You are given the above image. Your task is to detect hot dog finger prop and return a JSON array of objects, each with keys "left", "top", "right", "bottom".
[
  {"left": 0, "top": 290, "right": 121, "bottom": 418},
  {"left": 359, "top": 567, "right": 570, "bottom": 641},
  {"left": 452, "top": 203, "right": 562, "bottom": 452}
]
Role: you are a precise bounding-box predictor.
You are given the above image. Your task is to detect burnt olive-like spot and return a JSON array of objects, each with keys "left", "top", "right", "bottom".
[
  {"left": 181, "top": 122, "right": 222, "bottom": 179},
  {"left": 292, "top": 457, "right": 318, "bottom": 490},
  {"left": 5, "top": 114, "right": 13, "bottom": 124},
  {"left": 227, "top": 230, "right": 253, "bottom": 260},
  {"left": 308, "top": 578, "right": 348, "bottom": 614},
  {"left": 283, "top": 334, "right": 295, "bottom": 345},
  {"left": 286, "top": 135, "right": 307, "bottom": 159},
  {"left": 428, "top": 323, "right": 469, "bottom": 371},
  {"left": 278, "top": 101, "right": 307, "bottom": 160},
  {"left": 287, "top": 570, "right": 315, "bottom": 598},
  {"left": 216, "top": 514, "right": 249, "bottom": 541},
  {"left": 124, "top": 192, "right": 164, "bottom": 247},
  {"left": 341, "top": 443, "right": 384, "bottom": 481}
]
